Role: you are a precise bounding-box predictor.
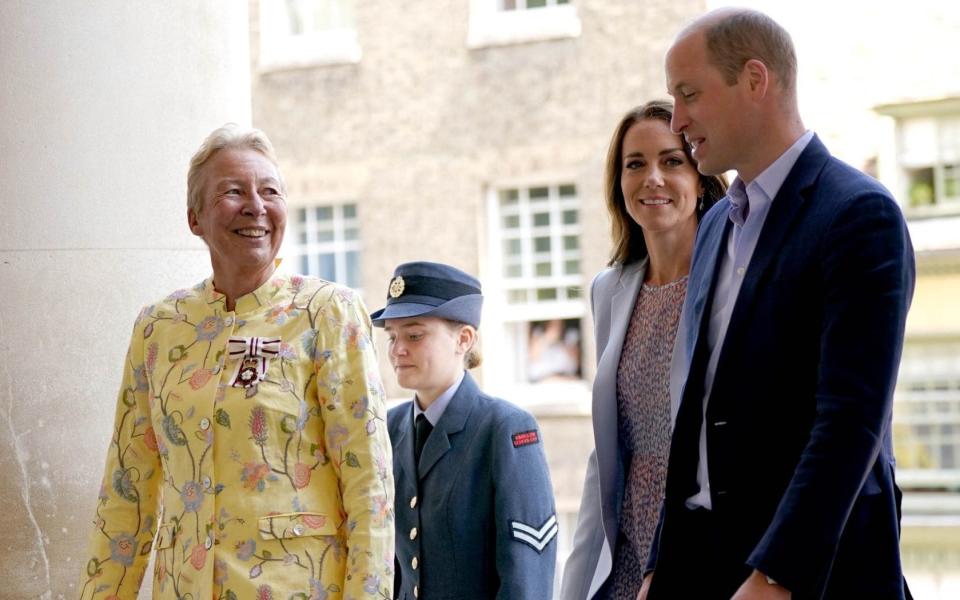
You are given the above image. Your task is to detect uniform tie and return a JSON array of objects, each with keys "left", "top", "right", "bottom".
[{"left": 414, "top": 413, "right": 433, "bottom": 465}]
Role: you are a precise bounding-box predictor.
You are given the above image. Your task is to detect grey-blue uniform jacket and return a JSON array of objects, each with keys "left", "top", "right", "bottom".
[{"left": 387, "top": 371, "right": 558, "bottom": 599}]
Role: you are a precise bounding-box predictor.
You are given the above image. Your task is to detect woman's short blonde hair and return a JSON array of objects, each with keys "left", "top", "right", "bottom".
[{"left": 186, "top": 124, "right": 283, "bottom": 214}]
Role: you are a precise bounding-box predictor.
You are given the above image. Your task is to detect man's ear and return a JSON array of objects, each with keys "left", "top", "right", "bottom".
[
  {"left": 188, "top": 207, "right": 203, "bottom": 237},
  {"left": 742, "top": 58, "right": 769, "bottom": 99}
]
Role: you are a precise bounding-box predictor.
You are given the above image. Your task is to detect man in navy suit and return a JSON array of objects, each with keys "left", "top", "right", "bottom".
[{"left": 639, "top": 8, "right": 915, "bottom": 600}]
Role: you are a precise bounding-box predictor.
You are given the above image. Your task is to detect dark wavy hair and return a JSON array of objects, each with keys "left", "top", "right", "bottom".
[{"left": 604, "top": 100, "right": 728, "bottom": 265}]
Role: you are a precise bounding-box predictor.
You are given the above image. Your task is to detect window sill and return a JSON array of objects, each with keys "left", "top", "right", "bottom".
[{"left": 467, "top": 4, "right": 581, "bottom": 49}]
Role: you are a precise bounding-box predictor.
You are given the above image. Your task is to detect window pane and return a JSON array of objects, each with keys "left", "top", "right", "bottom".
[
  {"left": 562, "top": 209, "right": 578, "bottom": 224},
  {"left": 564, "top": 259, "right": 580, "bottom": 274},
  {"left": 345, "top": 251, "right": 361, "bottom": 288},
  {"left": 299, "top": 227, "right": 308, "bottom": 244},
  {"left": 300, "top": 254, "right": 310, "bottom": 275},
  {"left": 344, "top": 227, "right": 359, "bottom": 241},
  {"left": 503, "top": 214, "right": 520, "bottom": 229},
  {"left": 317, "top": 253, "right": 336, "bottom": 281},
  {"left": 535, "top": 262, "right": 552, "bottom": 276},
  {"left": 500, "top": 189, "right": 519, "bottom": 206},
  {"left": 315, "top": 206, "right": 333, "bottom": 221},
  {"left": 317, "top": 229, "right": 335, "bottom": 242},
  {"left": 533, "top": 212, "right": 550, "bottom": 227},
  {"left": 343, "top": 203, "right": 357, "bottom": 218},
  {"left": 567, "top": 286, "right": 582, "bottom": 299},
  {"left": 504, "top": 238, "right": 522, "bottom": 256},
  {"left": 907, "top": 168, "right": 935, "bottom": 207},
  {"left": 297, "top": 207, "right": 308, "bottom": 222},
  {"left": 536, "top": 288, "right": 558, "bottom": 301},
  {"left": 944, "top": 164, "right": 960, "bottom": 199},
  {"left": 529, "top": 186, "right": 549, "bottom": 200},
  {"left": 559, "top": 183, "right": 576, "bottom": 197},
  {"left": 508, "top": 289, "right": 527, "bottom": 303},
  {"left": 501, "top": 0, "right": 517, "bottom": 10},
  {"left": 526, "top": 0, "right": 547, "bottom": 8},
  {"left": 534, "top": 237, "right": 551, "bottom": 252},
  {"left": 504, "top": 263, "right": 522, "bottom": 278},
  {"left": 563, "top": 235, "right": 579, "bottom": 250}
]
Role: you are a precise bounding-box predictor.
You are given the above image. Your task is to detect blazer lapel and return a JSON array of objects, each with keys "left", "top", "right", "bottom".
[
  {"left": 417, "top": 372, "right": 478, "bottom": 479},
  {"left": 723, "top": 136, "right": 830, "bottom": 347},
  {"left": 593, "top": 259, "right": 647, "bottom": 406},
  {"left": 393, "top": 402, "right": 417, "bottom": 488}
]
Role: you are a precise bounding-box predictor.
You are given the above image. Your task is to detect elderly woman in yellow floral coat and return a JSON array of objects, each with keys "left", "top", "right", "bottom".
[{"left": 80, "top": 125, "right": 394, "bottom": 599}]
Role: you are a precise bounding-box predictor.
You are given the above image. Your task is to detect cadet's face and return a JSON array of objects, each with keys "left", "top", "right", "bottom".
[{"left": 385, "top": 317, "right": 463, "bottom": 397}]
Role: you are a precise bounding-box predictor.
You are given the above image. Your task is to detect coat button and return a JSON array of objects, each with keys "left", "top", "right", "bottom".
[
  {"left": 409, "top": 496, "right": 417, "bottom": 509},
  {"left": 199, "top": 417, "right": 211, "bottom": 430},
  {"left": 204, "top": 536, "right": 213, "bottom": 550},
  {"left": 414, "top": 585, "right": 419, "bottom": 598},
  {"left": 293, "top": 525, "right": 305, "bottom": 536},
  {"left": 411, "top": 556, "right": 419, "bottom": 570},
  {"left": 202, "top": 476, "right": 212, "bottom": 489},
  {"left": 224, "top": 317, "right": 234, "bottom": 326},
  {"left": 409, "top": 527, "right": 418, "bottom": 540}
]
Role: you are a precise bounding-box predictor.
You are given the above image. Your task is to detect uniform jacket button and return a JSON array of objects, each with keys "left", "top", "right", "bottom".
[
  {"left": 409, "top": 496, "right": 417, "bottom": 509},
  {"left": 409, "top": 527, "right": 418, "bottom": 540},
  {"left": 414, "top": 585, "right": 419, "bottom": 598},
  {"left": 411, "top": 556, "right": 419, "bottom": 570}
]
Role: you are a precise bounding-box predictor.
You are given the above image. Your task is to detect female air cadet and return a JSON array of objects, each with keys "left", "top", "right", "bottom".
[{"left": 371, "top": 261, "right": 558, "bottom": 599}]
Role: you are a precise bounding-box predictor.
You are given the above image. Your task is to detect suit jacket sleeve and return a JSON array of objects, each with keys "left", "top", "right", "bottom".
[
  {"left": 560, "top": 448, "right": 605, "bottom": 600},
  {"left": 493, "top": 410, "right": 558, "bottom": 599},
  {"left": 315, "top": 292, "right": 395, "bottom": 598},
  {"left": 746, "top": 190, "right": 914, "bottom": 595}
]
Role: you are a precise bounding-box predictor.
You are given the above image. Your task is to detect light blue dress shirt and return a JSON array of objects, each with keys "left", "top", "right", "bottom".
[
  {"left": 686, "top": 130, "right": 815, "bottom": 510},
  {"left": 412, "top": 369, "right": 466, "bottom": 426}
]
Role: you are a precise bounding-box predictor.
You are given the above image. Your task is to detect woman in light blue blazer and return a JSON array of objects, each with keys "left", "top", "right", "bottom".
[{"left": 560, "top": 101, "right": 727, "bottom": 599}]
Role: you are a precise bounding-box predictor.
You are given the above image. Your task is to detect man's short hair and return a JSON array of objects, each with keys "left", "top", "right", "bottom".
[{"left": 703, "top": 9, "right": 797, "bottom": 92}]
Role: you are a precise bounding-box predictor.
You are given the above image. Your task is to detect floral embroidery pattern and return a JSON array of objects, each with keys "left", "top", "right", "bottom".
[{"left": 80, "top": 275, "right": 394, "bottom": 599}]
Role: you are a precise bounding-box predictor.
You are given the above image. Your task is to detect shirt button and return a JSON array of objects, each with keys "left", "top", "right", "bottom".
[
  {"left": 293, "top": 524, "right": 305, "bottom": 536},
  {"left": 414, "top": 585, "right": 419, "bottom": 598},
  {"left": 409, "top": 496, "right": 418, "bottom": 509},
  {"left": 409, "top": 527, "right": 418, "bottom": 540},
  {"left": 412, "top": 556, "right": 419, "bottom": 570},
  {"left": 199, "top": 417, "right": 211, "bottom": 430},
  {"left": 204, "top": 536, "right": 213, "bottom": 550},
  {"left": 202, "top": 476, "right": 212, "bottom": 489}
]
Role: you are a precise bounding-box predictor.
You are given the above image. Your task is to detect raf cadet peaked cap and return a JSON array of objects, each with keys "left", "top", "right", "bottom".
[{"left": 370, "top": 261, "right": 483, "bottom": 328}]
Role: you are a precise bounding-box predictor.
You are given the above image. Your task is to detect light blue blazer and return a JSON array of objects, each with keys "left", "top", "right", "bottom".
[{"left": 559, "top": 258, "right": 686, "bottom": 599}]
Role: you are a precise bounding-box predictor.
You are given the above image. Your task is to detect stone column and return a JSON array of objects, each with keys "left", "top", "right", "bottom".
[{"left": 0, "top": 2, "right": 250, "bottom": 597}]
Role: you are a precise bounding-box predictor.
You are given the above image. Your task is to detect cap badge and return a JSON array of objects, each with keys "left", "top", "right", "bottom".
[{"left": 389, "top": 275, "right": 406, "bottom": 298}]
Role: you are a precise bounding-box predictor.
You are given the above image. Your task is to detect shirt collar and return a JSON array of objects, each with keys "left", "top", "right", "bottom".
[
  {"left": 728, "top": 130, "right": 815, "bottom": 227},
  {"left": 413, "top": 369, "right": 465, "bottom": 426},
  {"left": 203, "top": 270, "right": 287, "bottom": 316}
]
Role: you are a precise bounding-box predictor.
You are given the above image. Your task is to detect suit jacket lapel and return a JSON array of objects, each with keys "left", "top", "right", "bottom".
[
  {"left": 393, "top": 403, "right": 417, "bottom": 488},
  {"left": 723, "top": 136, "right": 829, "bottom": 351},
  {"left": 418, "top": 371, "right": 478, "bottom": 479},
  {"left": 594, "top": 259, "right": 647, "bottom": 411}
]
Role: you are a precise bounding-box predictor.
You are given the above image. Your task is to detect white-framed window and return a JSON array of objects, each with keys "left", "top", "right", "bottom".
[
  {"left": 467, "top": 0, "right": 581, "bottom": 49},
  {"left": 894, "top": 337, "right": 960, "bottom": 489},
  {"left": 291, "top": 203, "right": 362, "bottom": 290},
  {"left": 486, "top": 183, "right": 586, "bottom": 391},
  {"left": 258, "top": 0, "right": 360, "bottom": 70},
  {"left": 897, "top": 115, "right": 960, "bottom": 217}
]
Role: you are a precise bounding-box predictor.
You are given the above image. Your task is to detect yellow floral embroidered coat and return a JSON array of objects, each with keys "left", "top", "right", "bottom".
[{"left": 80, "top": 274, "right": 395, "bottom": 600}]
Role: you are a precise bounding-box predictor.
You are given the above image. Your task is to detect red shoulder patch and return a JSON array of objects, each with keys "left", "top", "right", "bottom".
[{"left": 512, "top": 430, "right": 539, "bottom": 448}]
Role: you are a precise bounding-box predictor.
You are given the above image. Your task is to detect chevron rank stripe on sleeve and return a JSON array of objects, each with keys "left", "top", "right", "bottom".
[{"left": 509, "top": 514, "right": 559, "bottom": 553}]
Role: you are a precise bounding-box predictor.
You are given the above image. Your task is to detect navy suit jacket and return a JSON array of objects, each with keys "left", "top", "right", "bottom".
[
  {"left": 387, "top": 371, "right": 558, "bottom": 600},
  {"left": 648, "top": 136, "right": 915, "bottom": 599}
]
